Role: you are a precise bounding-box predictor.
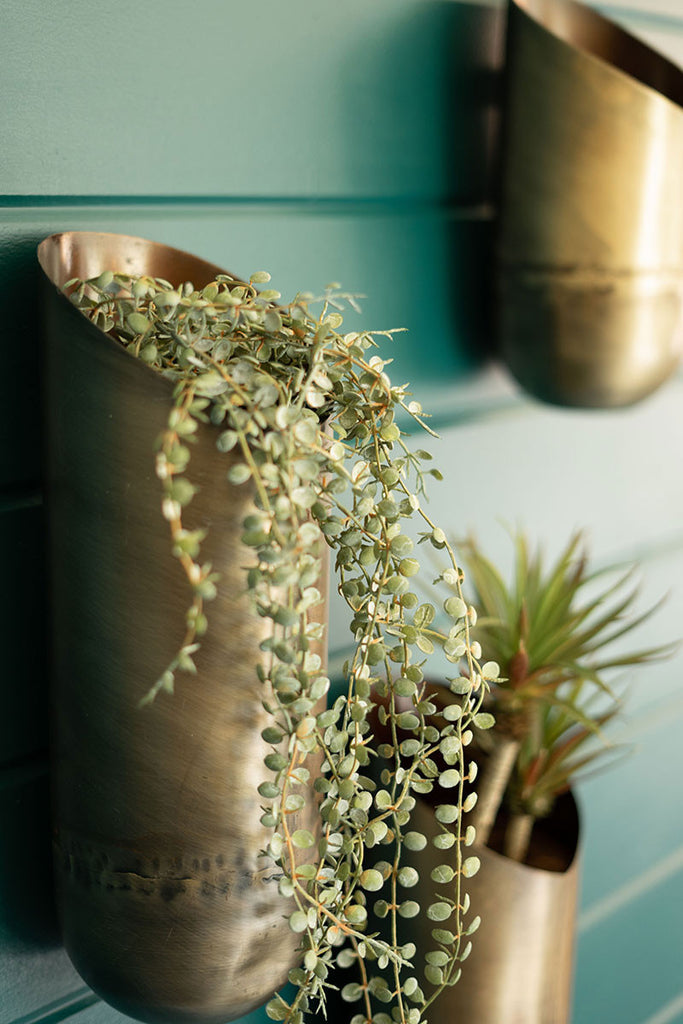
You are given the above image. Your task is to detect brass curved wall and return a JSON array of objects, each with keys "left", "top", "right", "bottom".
[{"left": 409, "top": 792, "right": 580, "bottom": 1024}]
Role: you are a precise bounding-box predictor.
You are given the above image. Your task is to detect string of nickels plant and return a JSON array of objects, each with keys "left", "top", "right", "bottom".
[{"left": 68, "top": 270, "right": 500, "bottom": 1024}]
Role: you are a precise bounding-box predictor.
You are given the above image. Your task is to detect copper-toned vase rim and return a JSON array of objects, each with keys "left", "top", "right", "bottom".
[
  {"left": 511, "top": 0, "right": 683, "bottom": 110},
  {"left": 37, "top": 230, "right": 237, "bottom": 291}
]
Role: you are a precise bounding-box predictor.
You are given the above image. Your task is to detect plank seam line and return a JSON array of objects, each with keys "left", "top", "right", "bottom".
[
  {"left": 578, "top": 842, "right": 683, "bottom": 933},
  {"left": 9, "top": 987, "right": 99, "bottom": 1024},
  {"left": 0, "top": 195, "right": 495, "bottom": 219}
]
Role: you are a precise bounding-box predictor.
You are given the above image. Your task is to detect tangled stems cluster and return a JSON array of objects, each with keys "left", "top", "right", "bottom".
[{"left": 68, "top": 270, "right": 500, "bottom": 1024}]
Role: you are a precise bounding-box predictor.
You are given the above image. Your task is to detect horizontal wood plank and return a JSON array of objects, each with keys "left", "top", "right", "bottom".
[
  {"left": 414, "top": 377, "right": 683, "bottom": 574},
  {"left": 577, "top": 700, "right": 683, "bottom": 917},
  {"left": 1, "top": 0, "right": 503, "bottom": 201},
  {"left": 574, "top": 857, "right": 683, "bottom": 1024}
]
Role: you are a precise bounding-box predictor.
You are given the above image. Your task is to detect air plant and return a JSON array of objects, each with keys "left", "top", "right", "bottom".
[{"left": 438, "top": 530, "right": 673, "bottom": 863}]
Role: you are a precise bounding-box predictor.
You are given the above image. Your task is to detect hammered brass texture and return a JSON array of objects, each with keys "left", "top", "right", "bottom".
[
  {"left": 409, "top": 792, "right": 580, "bottom": 1024},
  {"left": 498, "top": 0, "right": 683, "bottom": 407},
  {"left": 39, "top": 233, "right": 328, "bottom": 1024}
]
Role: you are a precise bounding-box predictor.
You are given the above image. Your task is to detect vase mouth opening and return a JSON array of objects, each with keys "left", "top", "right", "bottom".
[
  {"left": 485, "top": 789, "right": 581, "bottom": 875},
  {"left": 37, "top": 231, "right": 237, "bottom": 293},
  {"left": 511, "top": 0, "right": 683, "bottom": 109}
]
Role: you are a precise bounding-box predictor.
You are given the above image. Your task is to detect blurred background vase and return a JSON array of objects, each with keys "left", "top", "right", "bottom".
[
  {"left": 39, "top": 232, "right": 327, "bottom": 1024},
  {"left": 497, "top": 0, "right": 683, "bottom": 407}
]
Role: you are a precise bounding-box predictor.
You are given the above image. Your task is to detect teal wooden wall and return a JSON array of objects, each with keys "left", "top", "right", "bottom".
[{"left": 2, "top": 1, "right": 682, "bottom": 1022}]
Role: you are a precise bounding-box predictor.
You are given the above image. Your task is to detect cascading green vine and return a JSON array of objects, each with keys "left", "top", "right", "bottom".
[{"left": 67, "top": 268, "right": 500, "bottom": 1024}]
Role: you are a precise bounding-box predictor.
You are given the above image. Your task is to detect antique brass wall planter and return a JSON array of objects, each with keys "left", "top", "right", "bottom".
[
  {"left": 498, "top": 0, "right": 683, "bottom": 407},
  {"left": 39, "top": 232, "right": 327, "bottom": 1024},
  {"left": 409, "top": 790, "right": 580, "bottom": 1024}
]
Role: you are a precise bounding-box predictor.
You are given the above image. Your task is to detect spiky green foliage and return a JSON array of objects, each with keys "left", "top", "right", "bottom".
[
  {"left": 439, "top": 531, "right": 672, "bottom": 853},
  {"left": 67, "top": 269, "right": 500, "bottom": 1024}
]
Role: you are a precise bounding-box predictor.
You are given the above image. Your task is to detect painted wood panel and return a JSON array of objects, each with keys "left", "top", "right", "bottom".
[
  {"left": 573, "top": 861, "right": 683, "bottom": 1023},
  {"left": 411, "top": 377, "right": 683, "bottom": 573},
  {"left": 577, "top": 701, "right": 683, "bottom": 915},
  {"left": 1, "top": 0, "right": 503, "bottom": 202}
]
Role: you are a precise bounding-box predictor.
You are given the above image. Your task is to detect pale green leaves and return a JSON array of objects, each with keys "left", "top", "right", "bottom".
[
  {"left": 444, "top": 595, "right": 467, "bottom": 620},
  {"left": 66, "top": 267, "right": 492, "bottom": 1024},
  {"left": 227, "top": 464, "right": 251, "bottom": 485},
  {"left": 427, "top": 902, "right": 453, "bottom": 922},
  {"left": 439, "top": 736, "right": 460, "bottom": 765},
  {"left": 126, "top": 311, "right": 151, "bottom": 334},
  {"left": 194, "top": 370, "right": 228, "bottom": 397},
  {"left": 403, "top": 831, "right": 427, "bottom": 852},
  {"left": 288, "top": 911, "right": 308, "bottom": 934},
  {"left": 216, "top": 430, "right": 238, "bottom": 452},
  {"left": 359, "top": 869, "right": 384, "bottom": 892},
  {"left": 291, "top": 828, "right": 315, "bottom": 849},
  {"left": 398, "top": 901, "right": 420, "bottom": 919},
  {"left": 344, "top": 904, "right": 367, "bottom": 925},
  {"left": 462, "top": 856, "right": 481, "bottom": 878},
  {"left": 399, "top": 557, "right": 420, "bottom": 578},
  {"left": 439, "top": 769, "right": 461, "bottom": 788},
  {"left": 397, "top": 866, "right": 419, "bottom": 888}
]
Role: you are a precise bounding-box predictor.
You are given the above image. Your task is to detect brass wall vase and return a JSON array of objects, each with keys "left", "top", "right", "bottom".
[
  {"left": 498, "top": 0, "right": 683, "bottom": 407},
  {"left": 39, "top": 232, "right": 328, "bottom": 1024},
  {"left": 409, "top": 791, "right": 581, "bottom": 1023}
]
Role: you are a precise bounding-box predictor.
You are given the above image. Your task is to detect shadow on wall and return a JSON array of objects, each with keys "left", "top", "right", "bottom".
[
  {"left": 337, "top": 0, "right": 505, "bottom": 204},
  {"left": 337, "top": 0, "right": 506, "bottom": 369},
  {"left": 0, "top": 769, "right": 61, "bottom": 950},
  {"left": 0, "top": 240, "right": 58, "bottom": 950},
  {"left": 441, "top": 0, "right": 505, "bottom": 366}
]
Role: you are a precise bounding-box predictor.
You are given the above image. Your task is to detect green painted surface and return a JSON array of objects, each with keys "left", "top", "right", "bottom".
[
  {"left": 2, "top": 0, "right": 683, "bottom": 1022},
  {"left": 574, "top": 862, "right": 683, "bottom": 1023},
  {"left": 577, "top": 703, "right": 683, "bottom": 913},
  {"left": 2, "top": 0, "right": 503, "bottom": 201}
]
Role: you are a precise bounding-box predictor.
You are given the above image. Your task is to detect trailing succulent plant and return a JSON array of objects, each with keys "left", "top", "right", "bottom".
[
  {"left": 67, "top": 270, "right": 500, "bottom": 1024},
  {"left": 437, "top": 530, "right": 673, "bottom": 863}
]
